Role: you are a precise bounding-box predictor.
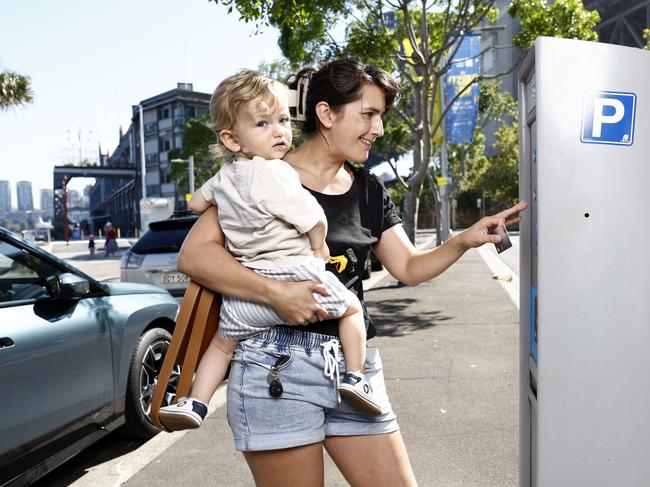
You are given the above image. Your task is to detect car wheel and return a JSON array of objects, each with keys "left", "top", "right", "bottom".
[{"left": 122, "top": 327, "right": 180, "bottom": 439}]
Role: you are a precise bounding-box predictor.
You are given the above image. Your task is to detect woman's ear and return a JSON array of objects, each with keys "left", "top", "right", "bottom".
[
  {"left": 219, "top": 130, "right": 241, "bottom": 153},
  {"left": 315, "top": 101, "right": 336, "bottom": 129}
]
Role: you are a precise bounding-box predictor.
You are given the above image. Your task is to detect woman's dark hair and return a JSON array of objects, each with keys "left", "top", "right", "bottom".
[{"left": 287, "top": 59, "right": 400, "bottom": 135}]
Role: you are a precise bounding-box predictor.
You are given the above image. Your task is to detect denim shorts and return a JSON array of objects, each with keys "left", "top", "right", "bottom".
[{"left": 226, "top": 327, "right": 399, "bottom": 452}]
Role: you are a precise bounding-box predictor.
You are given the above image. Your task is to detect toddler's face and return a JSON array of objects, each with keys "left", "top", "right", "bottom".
[{"left": 232, "top": 92, "right": 292, "bottom": 160}]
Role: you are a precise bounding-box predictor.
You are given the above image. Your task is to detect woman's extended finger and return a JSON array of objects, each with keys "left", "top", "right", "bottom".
[{"left": 496, "top": 201, "right": 528, "bottom": 219}]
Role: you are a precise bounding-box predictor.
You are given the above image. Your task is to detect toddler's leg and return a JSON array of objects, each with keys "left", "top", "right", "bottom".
[
  {"left": 337, "top": 296, "right": 382, "bottom": 416},
  {"left": 191, "top": 333, "right": 238, "bottom": 403},
  {"left": 158, "top": 333, "right": 237, "bottom": 431},
  {"left": 337, "top": 297, "right": 366, "bottom": 374}
]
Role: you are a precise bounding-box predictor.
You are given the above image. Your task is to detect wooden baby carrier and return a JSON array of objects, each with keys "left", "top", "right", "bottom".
[{"left": 149, "top": 281, "right": 221, "bottom": 432}]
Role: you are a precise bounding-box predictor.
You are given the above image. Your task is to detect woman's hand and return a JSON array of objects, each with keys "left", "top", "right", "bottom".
[
  {"left": 458, "top": 201, "right": 528, "bottom": 249},
  {"left": 267, "top": 280, "right": 332, "bottom": 325}
]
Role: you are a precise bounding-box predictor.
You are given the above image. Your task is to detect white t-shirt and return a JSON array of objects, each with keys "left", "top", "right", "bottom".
[{"left": 200, "top": 156, "right": 326, "bottom": 270}]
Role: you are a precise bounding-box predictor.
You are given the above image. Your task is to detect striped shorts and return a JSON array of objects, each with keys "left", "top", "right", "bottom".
[{"left": 219, "top": 257, "right": 356, "bottom": 340}]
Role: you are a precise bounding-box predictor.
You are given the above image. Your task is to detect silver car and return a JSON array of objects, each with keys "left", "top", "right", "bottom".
[
  {"left": 120, "top": 214, "right": 196, "bottom": 296},
  {"left": 0, "top": 227, "right": 180, "bottom": 486}
]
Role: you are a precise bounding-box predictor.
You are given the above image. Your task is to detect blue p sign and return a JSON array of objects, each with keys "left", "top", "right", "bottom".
[{"left": 581, "top": 91, "right": 636, "bottom": 146}]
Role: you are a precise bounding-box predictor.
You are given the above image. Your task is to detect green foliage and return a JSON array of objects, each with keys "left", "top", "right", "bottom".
[
  {"left": 465, "top": 121, "right": 519, "bottom": 204},
  {"left": 212, "top": 0, "right": 348, "bottom": 63},
  {"left": 644, "top": 29, "right": 650, "bottom": 50},
  {"left": 168, "top": 115, "right": 226, "bottom": 192},
  {"left": 0, "top": 69, "right": 33, "bottom": 110},
  {"left": 478, "top": 80, "right": 517, "bottom": 123},
  {"left": 508, "top": 0, "right": 600, "bottom": 49}
]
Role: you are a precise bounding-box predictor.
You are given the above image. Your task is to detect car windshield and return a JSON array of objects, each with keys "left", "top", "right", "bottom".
[{"left": 131, "top": 218, "right": 196, "bottom": 255}]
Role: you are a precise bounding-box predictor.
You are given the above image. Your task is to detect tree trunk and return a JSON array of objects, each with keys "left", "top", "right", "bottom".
[{"left": 402, "top": 184, "right": 421, "bottom": 244}]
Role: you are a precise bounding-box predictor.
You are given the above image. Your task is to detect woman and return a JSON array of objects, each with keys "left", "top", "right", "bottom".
[{"left": 178, "top": 59, "right": 527, "bottom": 486}]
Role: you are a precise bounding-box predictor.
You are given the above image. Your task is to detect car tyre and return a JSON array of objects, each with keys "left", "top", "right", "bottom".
[{"left": 122, "top": 327, "right": 177, "bottom": 439}]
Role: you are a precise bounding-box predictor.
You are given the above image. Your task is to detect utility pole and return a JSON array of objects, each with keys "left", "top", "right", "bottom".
[
  {"left": 138, "top": 105, "right": 146, "bottom": 199},
  {"left": 62, "top": 176, "right": 69, "bottom": 244},
  {"left": 438, "top": 76, "right": 450, "bottom": 245}
]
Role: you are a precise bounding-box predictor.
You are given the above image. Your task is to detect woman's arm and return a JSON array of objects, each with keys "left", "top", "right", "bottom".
[
  {"left": 177, "top": 205, "right": 331, "bottom": 324},
  {"left": 373, "top": 201, "right": 528, "bottom": 287}
]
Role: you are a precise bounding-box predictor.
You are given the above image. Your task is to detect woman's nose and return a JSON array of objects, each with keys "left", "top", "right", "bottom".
[{"left": 371, "top": 116, "right": 384, "bottom": 137}]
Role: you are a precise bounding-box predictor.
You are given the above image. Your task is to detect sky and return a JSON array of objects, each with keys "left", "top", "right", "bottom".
[{"left": 0, "top": 0, "right": 282, "bottom": 209}]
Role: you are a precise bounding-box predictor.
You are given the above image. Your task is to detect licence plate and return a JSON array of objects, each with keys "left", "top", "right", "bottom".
[{"left": 160, "top": 272, "right": 190, "bottom": 285}]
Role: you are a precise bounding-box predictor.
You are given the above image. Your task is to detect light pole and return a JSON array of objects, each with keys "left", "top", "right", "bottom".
[
  {"left": 170, "top": 155, "right": 195, "bottom": 193},
  {"left": 138, "top": 104, "right": 146, "bottom": 199}
]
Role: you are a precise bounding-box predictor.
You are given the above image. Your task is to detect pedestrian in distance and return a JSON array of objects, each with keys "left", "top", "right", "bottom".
[
  {"left": 104, "top": 222, "right": 118, "bottom": 257},
  {"left": 88, "top": 234, "right": 95, "bottom": 259},
  {"left": 177, "top": 58, "right": 528, "bottom": 486},
  {"left": 158, "top": 69, "right": 382, "bottom": 433}
]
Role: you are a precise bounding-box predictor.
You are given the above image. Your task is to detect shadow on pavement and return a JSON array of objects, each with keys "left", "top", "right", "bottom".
[
  {"left": 31, "top": 432, "right": 146, "bottom": 486},
  {"left": 365, "top": 285, "right": 451, "bottom": 337}
]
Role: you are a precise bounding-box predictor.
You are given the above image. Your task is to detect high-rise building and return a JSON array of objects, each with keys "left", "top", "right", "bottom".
[
  {"left": 40, "top": 189, "right": 53, "bottom": 211},
  {"left": 0, "top": 180, "right": 11, "bottom": 217},
  {"left": 68, "top": 189, "right": 81, "bottom": 208},
  {"left": 16, "top": 181, "right": 33, "bottom": 212},
  {"left": 40, "top": 188, "right": 54, "bottom": 219}
]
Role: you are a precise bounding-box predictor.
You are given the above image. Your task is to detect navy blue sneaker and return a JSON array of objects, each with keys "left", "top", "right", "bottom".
[
  {"left": 338, "top": 372, "right": 382, "bottom": 415},
  {"left": 158, "top": 397, "right": 208, "bottom": 431}
]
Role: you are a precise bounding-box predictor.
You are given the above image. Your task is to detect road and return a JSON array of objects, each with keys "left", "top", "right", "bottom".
[{"left": 33, "top": 230, "right": 521, "bottom": 486}]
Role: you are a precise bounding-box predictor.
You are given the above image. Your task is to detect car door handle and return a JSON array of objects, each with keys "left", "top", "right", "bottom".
[{"left": 0, "top": 337, "right": 15, "bottom": 348}]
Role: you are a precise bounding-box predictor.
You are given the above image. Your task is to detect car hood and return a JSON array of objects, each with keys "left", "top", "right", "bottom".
[{"left": 103, "top": 282, "right": 170, "bottom": 296}]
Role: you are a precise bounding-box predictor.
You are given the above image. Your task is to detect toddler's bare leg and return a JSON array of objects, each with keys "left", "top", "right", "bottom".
[
  {"left": 337, "top": 297, "right": 366, "bottom": 374},
  {"left": 190, "top": 333, "right": 238, "bottom": 404}
]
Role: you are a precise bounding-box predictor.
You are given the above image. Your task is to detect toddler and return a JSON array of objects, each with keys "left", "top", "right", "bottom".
[{"left": 158, "top": 70, "right": 381, "bottom": 431}]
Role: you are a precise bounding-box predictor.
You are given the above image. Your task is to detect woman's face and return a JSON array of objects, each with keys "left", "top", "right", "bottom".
[{"left": 327, "top": 83, "right": 386, "bottom": 164}]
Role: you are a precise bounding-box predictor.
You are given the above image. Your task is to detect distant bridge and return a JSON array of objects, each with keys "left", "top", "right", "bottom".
[{"left": 52, "top": 165, "right": 136, "bottom": 239}]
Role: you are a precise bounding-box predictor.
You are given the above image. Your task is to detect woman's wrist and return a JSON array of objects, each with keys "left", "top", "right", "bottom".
[
  {"left": 446, "top": 232, "right": 470, "bottom": 253},
  {"left": 260, "top": 277, "right": 284, "bottom": 308}
]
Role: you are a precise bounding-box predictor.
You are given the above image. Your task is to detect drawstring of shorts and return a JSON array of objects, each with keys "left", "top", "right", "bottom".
[{"left": 321, "top": 338, "right": 341, "bottom": 407}]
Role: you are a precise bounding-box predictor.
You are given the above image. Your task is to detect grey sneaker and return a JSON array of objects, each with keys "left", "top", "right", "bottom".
[
  {"left": 338, "top": 372, "right": 382, "bottom": 415},
  {"left": 158, "top": 397, "right": 208, "bottom": 431}
]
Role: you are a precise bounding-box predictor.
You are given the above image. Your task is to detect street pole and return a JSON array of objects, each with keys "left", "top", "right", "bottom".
[
  {"left": 188, "top": 155, "right": 195, "bottom": 193},
  {"left": 439, "top": 76, "right": 450, "bottom": 243},
  {"left": 138, "top": 104, "right": 146, "bottom": 199}
]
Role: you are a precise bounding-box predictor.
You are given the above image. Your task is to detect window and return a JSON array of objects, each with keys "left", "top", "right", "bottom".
[{"left": 0, "top": 241, "right": 56, "bottom": 304}]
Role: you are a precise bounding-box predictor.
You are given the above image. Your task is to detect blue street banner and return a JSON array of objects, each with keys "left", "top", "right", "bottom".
[{"left": 444, "top": 33, "right": 481, "bottom": 145}]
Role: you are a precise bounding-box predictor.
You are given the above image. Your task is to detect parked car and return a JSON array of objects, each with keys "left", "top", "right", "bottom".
[
  {"left": 122, "top": 211, "right": 379, "bottom": 294},
  {"left": 120, "top": 213, "right": 198, "bottom": 296},
  {"left": 0, "top": 227, "right": 180, "bottom": 486}
]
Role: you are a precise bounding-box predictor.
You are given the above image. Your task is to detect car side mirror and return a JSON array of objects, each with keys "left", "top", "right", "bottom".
[{"left": 59, "top": 273, "right": 90, "bottom": 298}]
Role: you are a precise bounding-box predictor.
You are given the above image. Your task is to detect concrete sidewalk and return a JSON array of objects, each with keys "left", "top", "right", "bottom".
[{"left": 125, "top": 248, "right": 519, "bottom": 487}]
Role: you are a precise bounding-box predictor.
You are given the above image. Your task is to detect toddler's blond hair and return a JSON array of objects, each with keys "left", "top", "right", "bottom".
[{"left": 208, "top": 70, "right": 288, "bottom": 156}]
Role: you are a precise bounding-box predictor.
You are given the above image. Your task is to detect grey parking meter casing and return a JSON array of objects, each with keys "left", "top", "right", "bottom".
[{"left": 518, "top": 37, "right": 650, "bottom": 487}]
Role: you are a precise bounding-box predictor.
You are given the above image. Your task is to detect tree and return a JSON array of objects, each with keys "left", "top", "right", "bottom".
[
  {"left": 213, "top": 0, "right": 502, "bottom": 243},
  {"left": 507, "top": 0, "right": 600, "bottom": 49},
  {"left": 448, "top": 80, "right": 516, "bottom": 203},
  {"left": 211, "top": 0, "right": 600, "bottom": 242},
  {"left": 644, "top": 29, "right": 650, "bottom": 50},
  {"left": 0, "top": 68, "right": 33, "bottom": 110},
  {"left": 168, "top": 115, "right": 225, "bottom": 194}
]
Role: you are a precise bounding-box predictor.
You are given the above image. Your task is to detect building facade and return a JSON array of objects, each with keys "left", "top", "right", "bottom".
[
  {"left": 16, "top": 181, "right": 33, "bottom": 212},
  {"left": 40, "top": 188, "right": 53, "bottom": 220},
  {"left": 89, "top": 83, "right": 211, "bottom": 236},
  {"left": 0, "top": 181, "right": 11, "bottom": 218},
  {"left": 584, "top": 0, "right": 650, "bottom": 48}
]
